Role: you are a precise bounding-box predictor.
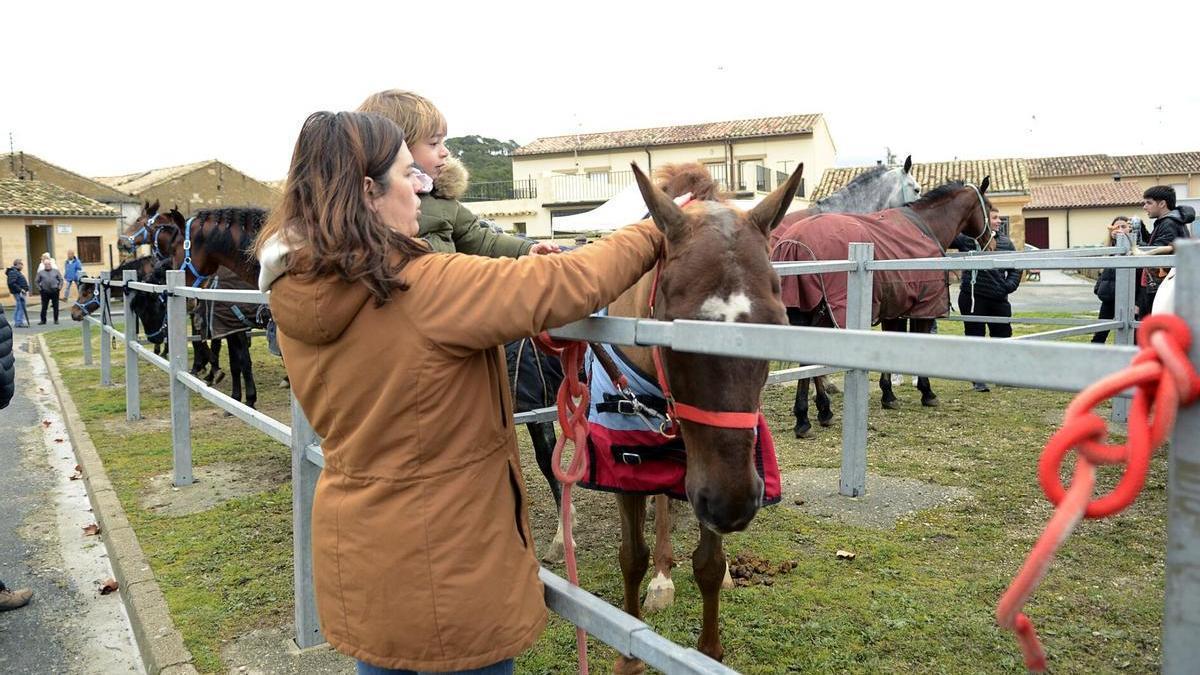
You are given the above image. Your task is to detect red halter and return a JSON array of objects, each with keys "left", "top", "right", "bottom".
[{"left": 647, "top": 249, "right": 761, "bottom": 434}]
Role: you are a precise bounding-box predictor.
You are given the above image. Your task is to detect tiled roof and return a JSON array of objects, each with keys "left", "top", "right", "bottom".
[
  {"left": 95, "top": 159, "right": 216, "bottom": 194},
  {"left": 811, "top": 158, "right": 1028, "bottom": 201},
  {"left": 1113, "top": 152, "right": 1200, "bottom": 176},
  {"left": 0, "top": 153, "right": 138, "bottom": 203},
  {"left": 1026, "top": 154, "right": 1115, "bottom": 178},
  {"left": 0, "top": 179, "right": 120, "bottom": 217},
  {"left": 1026, "top": 182, "right": 1145, "bottom": 209},
  {"left": 513, "top": 114, "right": 822, "bottom": 156},
  {"left": 1026, "top": 151, "right": 1200, "bottom": 178}
]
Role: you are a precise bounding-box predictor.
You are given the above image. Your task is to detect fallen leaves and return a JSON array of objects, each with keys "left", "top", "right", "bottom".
[
  {"left": 836, "top": 549, "right": 857, "bottom": 560},
  {"left": 70, "top": 465, "right": 83, "bottom": 481},
  {"left": 42, "top": 420, "right": 52, "bottom": 427},
  {"left": 99, "top": 578, "right": 119, "bottom": 595},
  {"left": 82, "top": 524, "right": 101, "bottom": 536}
]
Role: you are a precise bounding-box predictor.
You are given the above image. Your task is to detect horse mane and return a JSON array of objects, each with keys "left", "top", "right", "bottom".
[
  {"left": 815, "top": 165, "right": 889, "bottom": 206},
  {"left": 192, "top": 206, "right": 269, "bottom": 257},
  {"left": 910, "top": 180, "right": 993, "bottom": 212},
  {"left": 653, "top": 163, "right": 721, "bottom": 201}
]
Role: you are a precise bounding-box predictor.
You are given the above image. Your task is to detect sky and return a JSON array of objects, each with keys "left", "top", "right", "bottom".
[{"left": 4, "top": 1, "right": 1198, "bottom": 182}]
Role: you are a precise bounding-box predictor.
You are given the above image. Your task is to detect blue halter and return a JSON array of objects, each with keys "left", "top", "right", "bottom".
[
  {"left": 73, "top": 293, "right": 101, "bottom": 316},
  {"left": 179, "top": 217, "right": 210, "bottom": 287}
]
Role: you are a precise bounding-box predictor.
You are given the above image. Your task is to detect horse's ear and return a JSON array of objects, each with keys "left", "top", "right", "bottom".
[
  {"left": 170, "top": 208, "right": 186, "bottom": 226},
  {"left": 903, "top": 155, "right": 913, "bottom": 173},
  {"left": 748, "top": 163, "right": 804, "bottom": 235},
  {"left": 632, "top": 161, "right": 684, "bottom": 235},
  {"left": 979, "top": 176, "right": 991, "bottom": 194},
  {"left": 150, "top": 199, "right": 160, "bottom": 214}
]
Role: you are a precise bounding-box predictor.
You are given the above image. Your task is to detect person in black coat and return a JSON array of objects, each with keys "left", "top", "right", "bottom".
[
  {"left": 1092, "top": 217, "right": 1143, "bottom": 343},
  {"left": 952, "top": 206, "right": 1021, "bottom": 392},
  {"left": 0, "top": 305, "right": 31, "bottom": 611},
  {"left": 1140, "top": 186, "right": 1196, "bottom": 315}
]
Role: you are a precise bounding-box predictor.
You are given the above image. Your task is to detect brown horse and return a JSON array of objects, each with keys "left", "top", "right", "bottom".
[
  {"left": 771, "top": 179, "right": 997, "bottom": 436},
  {"left": 598, "top": 161, "right": 802, "bottom": 670}
]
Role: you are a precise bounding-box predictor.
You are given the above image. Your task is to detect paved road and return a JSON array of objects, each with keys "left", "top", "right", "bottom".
[{"left": 0, "top": 334, "right": 143, "bottom": 674}]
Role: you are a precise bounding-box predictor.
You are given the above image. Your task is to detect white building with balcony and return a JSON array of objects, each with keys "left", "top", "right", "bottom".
[{"left": 463, "top": 113, "right": 836, "bottom": 238}]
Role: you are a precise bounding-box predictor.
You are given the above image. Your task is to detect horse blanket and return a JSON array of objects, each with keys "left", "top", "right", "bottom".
[
  {"left": 505, "top": 336, "right": 565, "bottom": 413},
  {"left": 771, "top": 207, "right": 949, "bottom": 327},
  {"left": 582, "top": 342, "right": 782, "bottom": 503},
  {"left": 194, "top": 267, "right": 270, "bottom": 340}
]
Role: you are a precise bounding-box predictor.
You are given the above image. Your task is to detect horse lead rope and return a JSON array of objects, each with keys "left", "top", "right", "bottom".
[{"left": 997, "top": 315, "right": 1200, "bottom": 670}]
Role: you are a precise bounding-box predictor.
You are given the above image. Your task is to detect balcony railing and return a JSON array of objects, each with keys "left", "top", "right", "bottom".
[
  {"left": 461, "top": 178, "right": 538, "bottom": 202},
  {"left": 548, "top": 171, "right": 635, "bottom": 203}
]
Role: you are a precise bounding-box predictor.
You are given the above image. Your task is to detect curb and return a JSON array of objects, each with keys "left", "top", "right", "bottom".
[{"left": 37, "top": 334, "right": 199, "bottom": 675}]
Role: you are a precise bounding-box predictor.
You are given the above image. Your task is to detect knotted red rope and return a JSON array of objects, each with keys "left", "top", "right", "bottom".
[
  {"left": 997, "top": 314, "right": 1200, "bottom": 671},
  {"left": 533, "top": 332, "right": 591, "bottom": 674}
]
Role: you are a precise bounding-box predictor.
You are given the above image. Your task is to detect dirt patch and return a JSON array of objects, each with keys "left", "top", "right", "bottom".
[
  {"left": 782, "top": 467, "right": 973, "bottom": 530},
  {"left": 221, "top": 625, "right": 354, "bottom": 674},
  {"left": 140, "top": 462, "right": 278, "bottom": 517}
]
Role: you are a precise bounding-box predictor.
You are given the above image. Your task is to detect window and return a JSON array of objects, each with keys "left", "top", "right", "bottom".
[
  {"left": 997, "top": 216, "right": 1011, "bottom": 237},
  {"left": 77, "top": 236, "right": 102, "bottom": 263},
  {"left": 514, "top": 222, "right": 527, "bottom": 235}
]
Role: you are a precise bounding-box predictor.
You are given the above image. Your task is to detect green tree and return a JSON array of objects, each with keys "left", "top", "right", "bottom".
[{"left": 446, "top": 135, "right": 519, "bottom": 184}]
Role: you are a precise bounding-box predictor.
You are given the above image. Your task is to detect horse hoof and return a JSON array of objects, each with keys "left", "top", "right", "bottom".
[
  {"left": 818, "top": 415, "right": 834, "bottom": 427},
  {"left": 794, "top": 425, "right": 813, "bottom": 439},
  {"left": 223, "top": 411, "right": 233, "bottom": 418},
  {"left": 642, "top": 573, "right": 675, "bottom": 613},
  {"left": 541, "top": 541, "right": 565, "bottom": 565},
  {"left": 882, "top": 399, "right": 900, "bottom": 410},
  {"left": 922, "top": 396, "right": 940, "bottom": 407},
  {"left": 212, "top": 370, "right": 226, "bottom": 385},
  {"left": 614, "top": 655, "right": 646, "bottom": 675}
]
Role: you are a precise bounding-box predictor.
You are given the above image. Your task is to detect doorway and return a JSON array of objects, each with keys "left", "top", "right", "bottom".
[
  {"left": 26, "top": 224, "right": 53, "bottom": 273},
  {"left": 1025, "top": 217, "right": 1049, "bottom": 249}
]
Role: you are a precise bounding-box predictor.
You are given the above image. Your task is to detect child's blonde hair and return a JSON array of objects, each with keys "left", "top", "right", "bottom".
[{"left": 357, "top": 90, "right": 447, "bottom": 146}]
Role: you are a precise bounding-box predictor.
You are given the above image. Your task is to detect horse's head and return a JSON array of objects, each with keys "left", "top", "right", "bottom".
[
  {"left": 119, "top": 200, "right": 161, "bottom": 254},
  {"left": 910, "top": 177, "right": 997, "bottom": 252},
  {"left": 896, "top": 155, "right": 921, "bottom": 203},
  {"left": 128, "top": 260, "right": 169, "bottom": 344},
  {"left": 70, "top": 280, "right": 101, "bottom": 321},
  {"left": 634, "top": 161, "right": 803, "bottom": 534}
]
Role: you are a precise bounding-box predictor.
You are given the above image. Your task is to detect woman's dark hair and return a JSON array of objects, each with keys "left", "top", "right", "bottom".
[
  {"left": 1106, "top": 216, "right": 1131, "bottom": 246},
  {"left": 255, "top": 111, "right": 427, "bottom": 304}
]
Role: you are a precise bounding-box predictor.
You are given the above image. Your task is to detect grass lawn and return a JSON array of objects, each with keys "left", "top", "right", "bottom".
[{"left": 43, "top": 312, "right": 1165, "bottom": 674}]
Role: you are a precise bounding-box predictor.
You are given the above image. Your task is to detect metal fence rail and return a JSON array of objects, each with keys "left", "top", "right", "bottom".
[{"left": 74, "top": 239, "right": 1199, "bottom": 673}]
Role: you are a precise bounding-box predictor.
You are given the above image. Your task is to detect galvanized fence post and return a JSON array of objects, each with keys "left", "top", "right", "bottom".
[
  {"left": 99, "top": 271, "right": 112, "bottom": 386},
  {"left": 840, "top": 242, "right": 873, "bottom": 497},
  {"left": 1112, "top": 233, "right": 1135, "bottom": 422},
  {"left": 290, "top": 393, "right": 324, "bottom": 649},
  {"left": 1163, "top": 239, "right": 1200, "bottom": 674},
  {"left": 166, "top": 270, "right": 193, "bottom": 487},
  {"left": 123, "top": 269, "right": 141, "bottom": 421},
  {"left": 81, "top": 305, "right": 93, "bottom": 365}
]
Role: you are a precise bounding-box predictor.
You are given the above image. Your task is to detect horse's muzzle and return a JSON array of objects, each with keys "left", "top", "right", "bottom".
[{"left": 690, "top": 479, "right": 763, "bottom": 534}]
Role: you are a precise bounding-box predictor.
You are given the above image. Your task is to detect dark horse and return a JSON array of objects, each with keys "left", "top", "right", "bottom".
[
  {"left": 70, "top": 256, "right": 167, "bottom": 352},
  {"left": 593, "top": 162, "right": 802, "bottom": 670},
  {"left": 125, "top": 205, "right": 269, "bottom": 407},
  {"left": 771, "top": 178, "right": 997, "bottom": 437}
]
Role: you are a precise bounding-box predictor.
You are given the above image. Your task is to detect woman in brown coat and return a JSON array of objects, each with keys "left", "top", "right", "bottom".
[{"left": 256, "top": 111, "right": 663, "bottom": 674}]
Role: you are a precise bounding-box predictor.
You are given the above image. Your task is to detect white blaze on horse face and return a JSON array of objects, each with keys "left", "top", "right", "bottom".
[{"left": 699, "top": 291, "right": 753, "bottom": 322}]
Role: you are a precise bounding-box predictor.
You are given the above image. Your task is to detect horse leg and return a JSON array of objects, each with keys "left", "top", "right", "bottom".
[
  {"left": 879, "top": 320, "right": 901, "bottom": 409},
  {"left": 793, "top": 377, "right": 814, "bottom": 438},
  {"left": 238, "top": 334, "right": 257, "bottom": 409},
  {"left": 814, "top": 375, "right": 834, "bottom": 427},
  {"left": 531, "top": 422, "right": 568, "bottom": 563},
  {"left": 209, "top": 339, "right": 226, "bottom": 385},
  {"left": 190, "top": 338, "right": 208, "bottom": 379},
  {"left": 228, "top": 336, "right": 245, "bottom": 405},
  {"left": 912, "top": 319, "right": 938, "bottom": 406},
  {"left": 643, "top": 494, "right": 676, "bottom": 612},
  {"left": 693, "top": 526, "right": 728, "bottom": 662},
  {"left": 615, "top": 494, "right": 650, "bottom": 675}
]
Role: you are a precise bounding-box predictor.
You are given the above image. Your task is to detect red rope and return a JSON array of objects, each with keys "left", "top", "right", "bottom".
[
  {"left": 533, "top": 332, "right": 591, "bottom": 674},
  {"left": 997, "top": 315, "right": 1200, "bottom": 671}
]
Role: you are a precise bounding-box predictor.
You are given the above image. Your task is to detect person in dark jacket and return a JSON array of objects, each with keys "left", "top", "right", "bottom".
[
  {"left": 1140, "top": 185, "right": 1196, "bottom": 315},
  {"left": 952, "top": 206, "right": 1020, "bottom": 392},
  {"left": 34, "top": 259, "right": 64, "bottom": 325},
  {"left": 6, "top": 259, "right": 31, "bottom": 328},
  {"left": 1092, "top": 217, "right": 1143, "bottom": 343},
  {"left": 0, "top": 304, "right": 32, "bottom": 612}
]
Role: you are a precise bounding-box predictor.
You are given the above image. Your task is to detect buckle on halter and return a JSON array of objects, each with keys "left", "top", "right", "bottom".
[
  {"left": 620, "top": 452, "right": 642, "bottom": 465},
  {"left": 616, "top": 399, "right": 637, "bottom": 415}
]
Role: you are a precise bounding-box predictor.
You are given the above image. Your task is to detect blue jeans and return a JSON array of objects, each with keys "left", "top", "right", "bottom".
[
  {"left": 13, "top": 294, "right": 28, "bottom": 327},
  {"left": 62, "top": 279, "right": 80, "bottom": 300},
  {"left": 356, "top": 658, "right": 513, "bottom": 675}
]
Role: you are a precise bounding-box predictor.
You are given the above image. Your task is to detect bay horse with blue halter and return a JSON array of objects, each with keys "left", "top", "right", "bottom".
[{"left": 771, "top": 178, "right": 997, "bottom": 437}]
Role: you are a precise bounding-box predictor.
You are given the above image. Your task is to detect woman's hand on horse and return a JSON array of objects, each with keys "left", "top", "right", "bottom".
[{"left": 530, "top": 242, "right": 563, "bottom": 255}]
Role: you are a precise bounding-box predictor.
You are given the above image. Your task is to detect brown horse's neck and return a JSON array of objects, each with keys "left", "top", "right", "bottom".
[
  {"left": 607, "top": 269, "right": 658, "bottom": 375},
  {"left": 908, "top": 192, "right": 982, "bottom": 249}
]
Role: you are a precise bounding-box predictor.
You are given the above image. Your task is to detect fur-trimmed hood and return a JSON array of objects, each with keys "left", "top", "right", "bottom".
[{"left": 432, "top": 156, "right": 470, "bottom": 201}]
